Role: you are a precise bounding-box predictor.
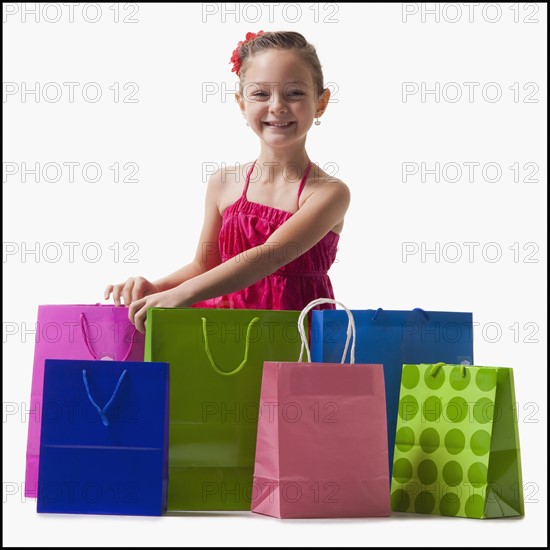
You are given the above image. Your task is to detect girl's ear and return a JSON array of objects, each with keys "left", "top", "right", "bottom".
[
  {"left": 316, "top": 88, "right": 331, "bottom": 116},
  {"left": 235, "top": 92, "right": 245, "bottom": 114}
]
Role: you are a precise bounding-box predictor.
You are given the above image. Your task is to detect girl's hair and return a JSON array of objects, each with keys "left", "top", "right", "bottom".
[{"left": 237, "top": 31, "right": 325, "bottom": 99}]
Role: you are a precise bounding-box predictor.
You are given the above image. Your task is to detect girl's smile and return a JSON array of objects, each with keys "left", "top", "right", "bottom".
[{"left": 262, "top": 120, "right": 297, "bottom": 128}]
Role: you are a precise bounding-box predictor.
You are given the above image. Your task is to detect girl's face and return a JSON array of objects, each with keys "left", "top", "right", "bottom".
[{"left": 236, "top": 50, "right": 329, "bottom": 147}]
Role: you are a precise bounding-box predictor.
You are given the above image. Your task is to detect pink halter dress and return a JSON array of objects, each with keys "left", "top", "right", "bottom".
[{"left": 191, "top": 159, "right": 340, "bottom": 311}]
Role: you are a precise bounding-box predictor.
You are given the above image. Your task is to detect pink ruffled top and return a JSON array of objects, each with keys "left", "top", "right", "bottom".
[{"left": 192, "top": 159, "right": 340, "bottom": 311}]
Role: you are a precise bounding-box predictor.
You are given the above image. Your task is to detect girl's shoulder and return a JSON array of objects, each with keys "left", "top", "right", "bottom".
[
  {"left": 208, "top": 163, "right": 250, "bottom": 215},
  {"left": 208, "top": 163, "right": 251, "bottom": 188},
  {"left": 302, "top": 164, "right": 350, "bottom": 204}
]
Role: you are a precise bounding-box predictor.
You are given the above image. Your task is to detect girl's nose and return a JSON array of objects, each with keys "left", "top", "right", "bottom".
[{"left": 269, "top": 93, "right": 289, "bottom": 114}]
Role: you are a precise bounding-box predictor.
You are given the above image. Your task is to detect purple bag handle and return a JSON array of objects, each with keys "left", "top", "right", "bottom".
[{"left": 80, "top": 313, "right": 136, "bottom": 361}]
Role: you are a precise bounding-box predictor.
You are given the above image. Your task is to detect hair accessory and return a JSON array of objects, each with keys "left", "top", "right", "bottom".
[{"left": 230, "top": 30, "right": 265, "bottom": 76}]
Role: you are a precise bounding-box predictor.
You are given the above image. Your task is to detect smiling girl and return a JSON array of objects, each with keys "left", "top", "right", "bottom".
[{"left": 105, "top": 31, "right": 350, "bottom": 333}]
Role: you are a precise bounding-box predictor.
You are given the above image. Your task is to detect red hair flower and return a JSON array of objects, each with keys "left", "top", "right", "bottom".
[{"left": 230, "top": 30, "right": 265, "bottom": 76}]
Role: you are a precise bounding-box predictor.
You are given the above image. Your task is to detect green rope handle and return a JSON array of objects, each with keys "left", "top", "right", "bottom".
[
  {"left": 201, "top": 316, "right": 260, "bottom": 376},
  {"left": 430, "top": 362, "right": 468, "bottom": 377},
  {"left": 430, "top": 362, "right": 446, "bottom": 377}
]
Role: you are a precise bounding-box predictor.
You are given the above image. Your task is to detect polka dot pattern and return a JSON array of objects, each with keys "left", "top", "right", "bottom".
[
  {"left": 445, "top": 396, "right": 468, "bottom": 423},
  {"left": 450, "top": 367, "right": 471, "bottom": 390},
  {"left": 422, "top": 396, "right": 442, "bottom": 422},
  {"left": 390, "top": 363, "right": 498, "bottom": 518},
  {"left": 402, "top": 364, "right": 420, "bottom": 389},
  {"left": 444, "top": 429, "right": 465, "bottom": 455},
  {"left": 419, "top": 428, "right": 439, "bottom": 454},
  {"left": 414, "top": 491, "right": 435, "bottom": 514},
  {"left": 398, "top": 395, "right": 418, "bottom": 421},
  {"left": 418, "top": 459, "right": 438, "bottom": 485},
  {"left": 473, "top": 398, "right": 494, "bottom": 424},
  {"left": 393, "top": 458, "right": 413, "bottom": 483},
  {"left": 395, "top": 427, "right": 415, "bottom": 452}
]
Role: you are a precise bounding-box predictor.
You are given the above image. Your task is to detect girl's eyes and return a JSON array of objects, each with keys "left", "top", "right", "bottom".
[{"left": 251, "top": 91, "right": 306, "bottom": 99}]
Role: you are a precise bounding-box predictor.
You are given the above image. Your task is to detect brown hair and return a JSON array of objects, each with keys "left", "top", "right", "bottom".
[{"left": 237, "top": 31, "right": 326, "bottom": 99}]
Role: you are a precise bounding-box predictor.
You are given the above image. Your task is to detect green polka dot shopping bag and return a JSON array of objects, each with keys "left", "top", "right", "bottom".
[{"left": 390, "top": 362, "right": 524, "bottom": 519}]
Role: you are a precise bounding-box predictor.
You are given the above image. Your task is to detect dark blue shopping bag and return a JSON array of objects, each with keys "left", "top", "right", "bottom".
[
  {"left": 37, "top": 359, "right": 169, "bottom": 516},
  {"left": 311, "top": 309, "right": 474, "bottom": 475}
]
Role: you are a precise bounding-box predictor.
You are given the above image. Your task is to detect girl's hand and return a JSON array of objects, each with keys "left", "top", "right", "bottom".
[
  {"left": 104, "top": 277, "right": 161, "bottom": 307},
  {"left": 128, "top": 287, "right": 190, "bottom": 333}
]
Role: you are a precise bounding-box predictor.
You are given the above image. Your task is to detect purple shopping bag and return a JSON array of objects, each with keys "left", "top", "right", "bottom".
[{"left": 25, "top": 304, "right": 144, "bottom": 498}]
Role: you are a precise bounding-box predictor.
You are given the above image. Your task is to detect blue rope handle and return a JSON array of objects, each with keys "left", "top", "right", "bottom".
[
  {"left": 372, "top": 307, "right": 430, "bottom": 322},
  {"left": 412, "top": 308, "right": 430, "bottom": 322},
  {"left": 82, "top": 368, "right": 128, "bottom": 426},
  {"left": 372, "top": 308, "right": 384, "bottom": 321}
]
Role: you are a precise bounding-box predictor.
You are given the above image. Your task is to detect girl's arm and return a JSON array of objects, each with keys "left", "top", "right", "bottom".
[
  {"left": 129, "top": 179, "right": 350, "bottom": 332},
  {"left": 105, "top": 171, "right": 223, "bottom": 305}
]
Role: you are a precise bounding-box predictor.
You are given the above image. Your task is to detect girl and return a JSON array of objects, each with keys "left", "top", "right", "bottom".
[{"left": 104, "top": 31, "right": 350, "bottom": 333}]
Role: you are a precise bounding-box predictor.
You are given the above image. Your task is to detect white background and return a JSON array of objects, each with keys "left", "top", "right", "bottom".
[{"left": 3, "top": 2, "right": 547, "bottom": 547}]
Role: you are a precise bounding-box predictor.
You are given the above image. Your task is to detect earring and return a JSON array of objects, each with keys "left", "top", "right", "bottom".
[
  {"left": 314, "top": 117, "right": 321, "bottom": 126},
  {"left": 245, "top": 119, "right": 249, "bottom": 127}
]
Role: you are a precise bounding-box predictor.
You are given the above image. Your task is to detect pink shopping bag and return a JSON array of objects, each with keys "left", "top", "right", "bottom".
[
  {"left": 251, "top": 299, "right": 391, "bottom": 518},
  {"left": 24, "top": 304, "right": 144, "bottom": 498}
]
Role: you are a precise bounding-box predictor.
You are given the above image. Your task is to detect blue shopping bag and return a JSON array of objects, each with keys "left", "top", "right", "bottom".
[
  {"left": 37, "top": 359, "right": 169, "bottom": 516},
  {"left": 311, "top": 308, "right": 474, "bottom": 475}
]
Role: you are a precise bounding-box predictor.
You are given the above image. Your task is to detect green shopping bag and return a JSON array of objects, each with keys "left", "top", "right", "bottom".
[
  {"left": 145, "top": 307, "right": 303, "bottom": 511},
  {"left": 390, "top": 362, "right": 524, "bottom": 519}
]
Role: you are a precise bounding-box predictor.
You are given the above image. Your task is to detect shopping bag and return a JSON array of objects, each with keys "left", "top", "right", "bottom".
[
  {"left": 390, "top": 362, "right": 524, "bottom": 518},
  {"left": 311, "top": 308, "right": 474, "bottom": 474},
  {"left": 144, "top": 307, "right": 303, "bottom": 511},
  {"left": 37, "top": 358, "right": 169, "bottom": 515},
  {"left": 25, "top": 304, "right": 144, "bottom": 498},
  {"left": 251, "top": 299, "right": 390, "bottom": 518}
]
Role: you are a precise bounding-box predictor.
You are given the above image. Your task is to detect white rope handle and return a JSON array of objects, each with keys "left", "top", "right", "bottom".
[{"left": 298, "top": 298, "right": 356, "bottom": 364}]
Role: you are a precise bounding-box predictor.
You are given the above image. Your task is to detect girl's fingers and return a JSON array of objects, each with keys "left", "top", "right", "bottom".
[
  {"left": 128, "top": 297, "right": 142, "bottom": 325},
  {"left": 122, "top": 279, "right": 135, "bottom": 306},
  {"left": 129, "top": 298, "right": 147, "bottom": 333},
  {"left": 135, "top": 307, "right": 147, "bottom": 334},
  {"left": 104, "top": 285, "right": 113, "bottom": 300},
  {"left": 112, "top": 284, "right": 124, "bottom": 306},
  {"left": 131, "top": 277, "right": 146, "bottom": 303}
]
